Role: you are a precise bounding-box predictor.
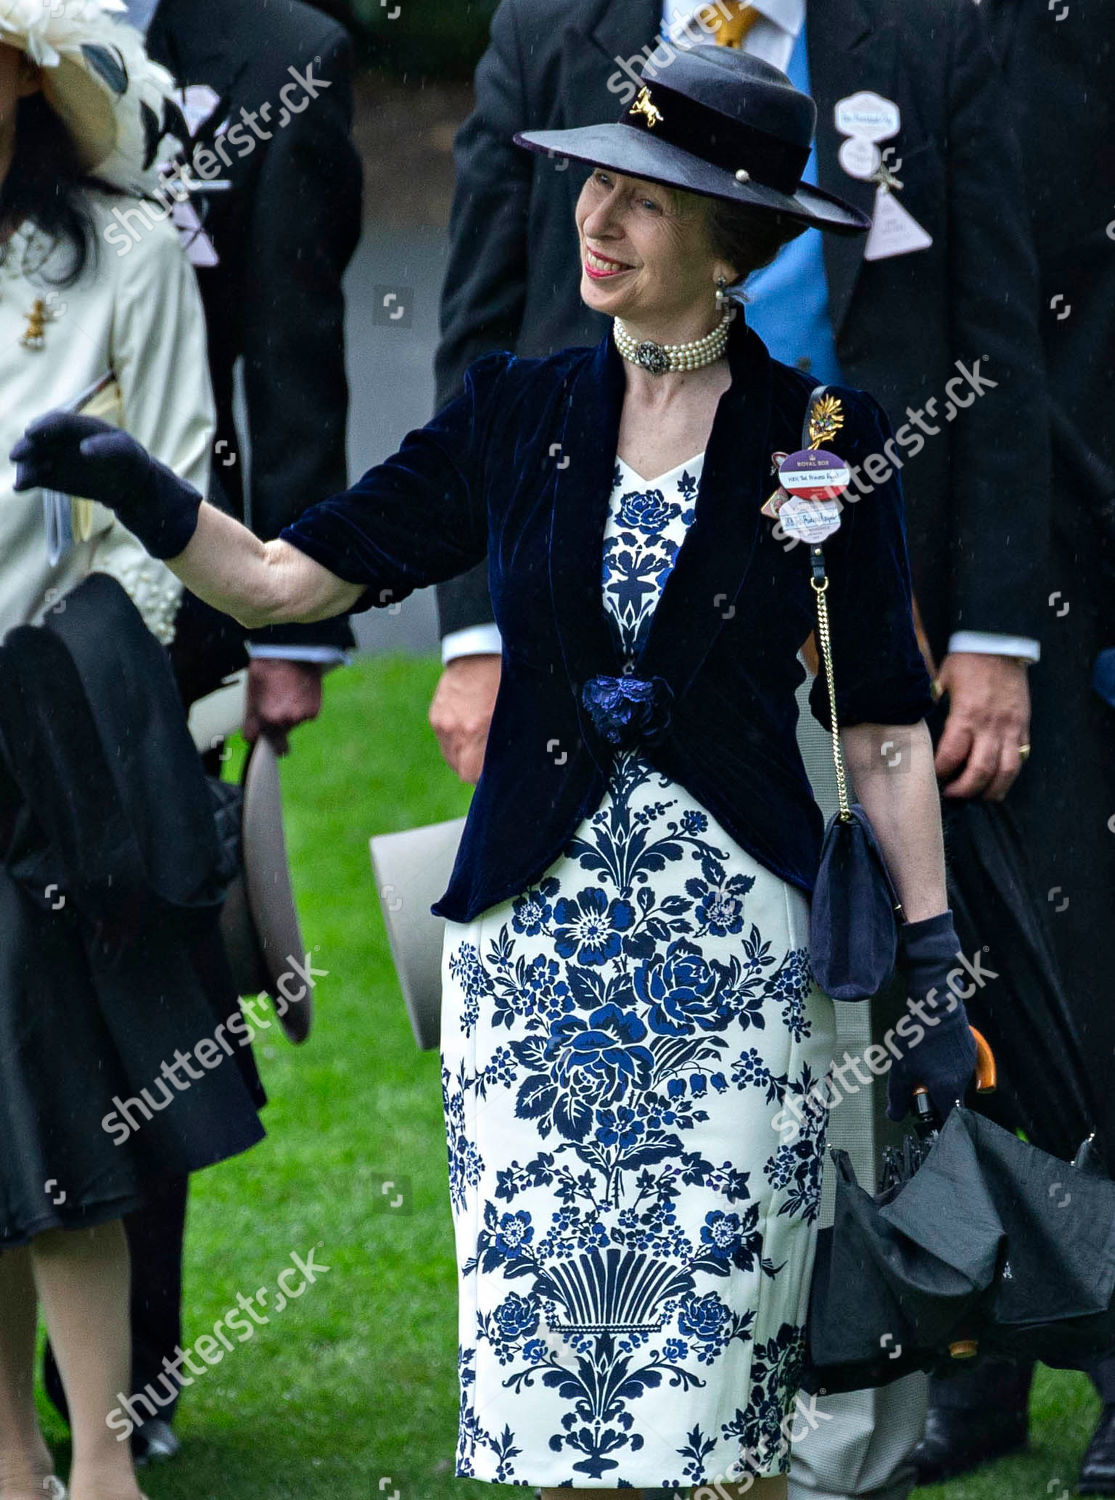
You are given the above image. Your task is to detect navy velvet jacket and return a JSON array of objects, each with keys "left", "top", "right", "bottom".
[{"left": 283, "top": 321, "right": 934, "bottom": 923}]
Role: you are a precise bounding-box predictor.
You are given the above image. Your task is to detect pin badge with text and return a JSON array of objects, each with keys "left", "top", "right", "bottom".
[{"left": 766, "top": 395, "right": 849, "bottom": 541}]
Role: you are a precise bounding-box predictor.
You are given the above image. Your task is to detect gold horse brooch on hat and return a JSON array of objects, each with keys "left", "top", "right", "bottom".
[{"left": 630, "top": 87, "right": 664, "bottom": 129}]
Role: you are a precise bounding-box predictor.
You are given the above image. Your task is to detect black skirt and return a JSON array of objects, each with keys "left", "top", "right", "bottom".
[{"left": 0, "top": 576, "right": 265, "bottom": 1247}]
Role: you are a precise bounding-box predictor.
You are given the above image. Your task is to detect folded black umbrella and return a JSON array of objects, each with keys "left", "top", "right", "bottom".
[
  {"left": 940, "top": 794, "right": 1099, "bottom": 1165},
  {"left": 803, "top": 1108, "right": 1115, "bottom": 1395}
]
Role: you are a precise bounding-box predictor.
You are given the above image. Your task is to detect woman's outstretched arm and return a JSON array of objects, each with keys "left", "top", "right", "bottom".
[
  {"left": 11, "top": 413, "right": 363, "bottom": 627},
  {"left": 166, "top": 502, "right": 365, "bottom": 627},
  {"left": 12, "top": 355, "right": 509, "bottom": 628}
]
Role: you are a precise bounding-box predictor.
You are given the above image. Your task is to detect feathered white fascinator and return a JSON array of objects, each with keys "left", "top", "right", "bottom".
[{"left": 0, "top": 0, "right": 177, "bottom": 189}]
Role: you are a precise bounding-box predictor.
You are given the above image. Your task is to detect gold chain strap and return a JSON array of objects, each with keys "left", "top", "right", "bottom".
[
  {"left": 801, "top": 384, "right": 854, "bottom": 823},
  {"left": 811, "top": 572, "right": 853, "bottom": 822}
]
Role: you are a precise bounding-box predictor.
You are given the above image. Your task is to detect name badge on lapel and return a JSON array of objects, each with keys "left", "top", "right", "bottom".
[
  {"left": 834, "top": 89, "right": 933, "bottom": 261},
  {"left": 838, "top": 136, "right": 881, "bottom": 181},
  {"left": 778, "top": 496, "right": 843, "bottom": 544},
  {"left": 834, "top": 90, "right": 900, "bottom": 145},
  {"left": 776, "top": 449, "right": 848, "bottom": 543},
  {"left": 778, "top": 449, "right": 851, "bottom": 502},
  {"left": 762, "top": 397, "right": 850, "bottom": 539}
]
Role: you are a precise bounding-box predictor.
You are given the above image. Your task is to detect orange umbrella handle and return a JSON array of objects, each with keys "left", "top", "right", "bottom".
[
  {"left": 913, "top": 1026, "right": 997, "bottom": 1105},
  {"left": 970, "top": 1026, "right": 997, "bottom": 1093}
]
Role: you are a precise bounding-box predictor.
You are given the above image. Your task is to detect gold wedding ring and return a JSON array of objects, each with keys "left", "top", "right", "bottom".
[{"left": 1018, "top": 743, "right": 1032, "bottom": 762}]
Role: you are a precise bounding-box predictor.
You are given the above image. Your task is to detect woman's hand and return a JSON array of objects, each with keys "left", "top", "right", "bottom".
[
  {"left": 887, "top": 1005, "right": 978, "bottom": 1122},
  {"left": 886, "top": 910, "right": 978, "bottom": 1122},
  {"left": 11, "top": 411, "right": 202, "bottom": 559}
]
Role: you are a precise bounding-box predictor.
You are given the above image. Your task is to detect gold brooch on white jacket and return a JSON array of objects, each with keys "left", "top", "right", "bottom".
[{"left": 21, "top": 298, "right": 59, "bottom": 350}]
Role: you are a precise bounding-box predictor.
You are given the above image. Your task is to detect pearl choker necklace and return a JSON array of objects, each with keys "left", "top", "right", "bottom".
[{"left": 613, "top": 311, "right": 731, "bottom": 375}]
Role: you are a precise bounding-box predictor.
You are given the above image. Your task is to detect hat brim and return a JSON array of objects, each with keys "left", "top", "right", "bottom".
[
  {"left": 369, "top": 817, "right": 467, "bottom": 1053},
  {"left": 242, "top": 737, "right": 312, "bottom": 1044},
  {"left": 515, "top": 124, "right": 869, "bottom": 236}
]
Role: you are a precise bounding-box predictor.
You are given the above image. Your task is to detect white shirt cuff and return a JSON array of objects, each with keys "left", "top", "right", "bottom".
[
  {"left": 246, "top": 644, "right": 350, "bottom": 666},
  {"left": 946, "top": 631, "right": 1041, "bottom": 664},
  {"left": 441, "top": 624, "right": 503, "bottom": 664}
]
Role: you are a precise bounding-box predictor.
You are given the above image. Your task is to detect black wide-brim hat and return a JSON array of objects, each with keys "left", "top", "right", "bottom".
[{"left": 515, "top": 45, "right": 869, "bottom": 236}]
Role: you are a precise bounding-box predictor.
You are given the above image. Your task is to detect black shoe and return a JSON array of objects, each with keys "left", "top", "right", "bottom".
[
  {"left": 1079, "top": 1405, "right": 1115, "bottom": 1495},
  {"left": 131, "top": 1418, "right": 180, "bottom": 1468},
  {"left": 910, "top": 1404, "right": 1027, "bottom": 1484}
]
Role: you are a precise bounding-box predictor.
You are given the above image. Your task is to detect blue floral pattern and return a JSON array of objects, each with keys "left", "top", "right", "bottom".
[{"left": 442, "top": 454, "right": 836, "bottom": 1487}]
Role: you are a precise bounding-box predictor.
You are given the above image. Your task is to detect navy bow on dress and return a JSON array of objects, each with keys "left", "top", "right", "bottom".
[{"left": 580, "top": 673, "right": 675, "bottom": 749}]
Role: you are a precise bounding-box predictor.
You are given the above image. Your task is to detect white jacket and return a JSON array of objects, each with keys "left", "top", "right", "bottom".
[{"left": 0, "top": 194, "right": 214, "bottom": 643}]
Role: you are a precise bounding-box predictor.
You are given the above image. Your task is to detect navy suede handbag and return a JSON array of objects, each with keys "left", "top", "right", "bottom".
[
  {"left": 802, "top": 389, "right": 904, "bottom": 1000},
  {"left": 810, "top": 800, "right": 903, "bottom": 1001}
]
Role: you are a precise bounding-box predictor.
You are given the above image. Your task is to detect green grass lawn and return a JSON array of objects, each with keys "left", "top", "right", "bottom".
[{"left": 38, "top": 654, "right": 1100, "bottom": 1499}]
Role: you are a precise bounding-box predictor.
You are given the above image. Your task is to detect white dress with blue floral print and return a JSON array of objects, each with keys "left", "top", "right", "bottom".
[{"left": 441, "top": 453, "right": 837, "bottom": 1489}]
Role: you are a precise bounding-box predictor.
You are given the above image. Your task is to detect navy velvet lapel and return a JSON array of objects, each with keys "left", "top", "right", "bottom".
[
  {"left": 548, "top": 338, "right": 627, "bottom": 691},
  {"left": 548, "top": 320, "right": 773, "bottom": 705},
  {"left": 637, "top": 322, "right": 771, "bottom": 697}
]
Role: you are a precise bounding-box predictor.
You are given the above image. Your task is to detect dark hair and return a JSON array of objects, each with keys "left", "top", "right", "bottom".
[
  {"left": 705, "top": 196, "right": 806, "bottom": 279},
  {"left": 0, "top": 94, "right": 99, "bottom": 287}
]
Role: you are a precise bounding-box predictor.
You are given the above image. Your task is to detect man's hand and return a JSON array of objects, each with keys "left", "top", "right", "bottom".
[
  {"left": 934, "top": 652, "right": 1031, "bottom": 801},
  {"left": 243, "top": 658, "right": 325, "bottom": 754},
  {"left": 429, "top": 654, "right": 501, "bottom": 784}
]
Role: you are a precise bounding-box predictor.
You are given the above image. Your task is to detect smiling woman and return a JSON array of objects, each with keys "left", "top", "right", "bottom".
[
  {"left": 579, "top": 170, "right": 806, "bottom": 292},
  {"left": 13, "top": 42, "right": 972, "bottom": 1500},
  {"left": 574, "top": 168, "right": 807, "bottom": 400},
  {"left": 576, "top": 168, "right": 739, "bottom": 342}
]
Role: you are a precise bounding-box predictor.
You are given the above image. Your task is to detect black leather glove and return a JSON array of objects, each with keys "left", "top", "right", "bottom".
[
  {"left": 11, "top": 412, "right": 202, "bottom": 559},
  {"left": 886, "top": 909, "right": 978, "bottom": 1124}
]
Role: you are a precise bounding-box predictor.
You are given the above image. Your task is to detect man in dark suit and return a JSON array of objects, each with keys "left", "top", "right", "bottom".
[
  {"left": 907, "top": 3, "right": 1115, "bottom": 1493},
  {"left": 42, "top": 0, "right": 363, "bottom": 1464},
  {"left": 141, "top": 0, "right": 362, "bottom": 741},
  {"left": 428, "top": 4, "right": 1051, "bottom": 1497}
]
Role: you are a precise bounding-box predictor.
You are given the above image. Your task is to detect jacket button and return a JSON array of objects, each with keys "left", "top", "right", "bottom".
[{"left": 622, "top": 659, "right": 635, "bottom": 676}]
